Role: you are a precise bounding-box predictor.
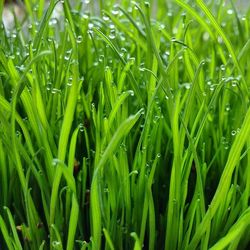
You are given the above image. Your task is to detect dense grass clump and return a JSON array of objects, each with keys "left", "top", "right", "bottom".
[{"left": 0, "top": 0, "right": 250, "bottom": 249}]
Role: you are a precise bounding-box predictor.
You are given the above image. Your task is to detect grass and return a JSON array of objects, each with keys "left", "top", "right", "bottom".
[{"left": 0, "top": 0, "right": 250, "bottom": 249}]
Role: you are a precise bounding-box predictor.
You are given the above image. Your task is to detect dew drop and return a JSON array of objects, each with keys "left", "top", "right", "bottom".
[
  {"left": 64, "top": 49, "right": 72, "bottom": 61},
  {"left": 157, "top": 153, "right": 161, "bottom": 158},
  {"left": 49, "top": 18, "right": 58, "bottom": 26},
  {"left": 76, "top": 35, "right": 83, "bottom": 43},
  {"left": 220, "top": 64, "right": 226, "bottom": 71},
  {"left": 103, "top": 15, "right": 110, "bottom": 21},
  {"left": 231, "top": 130, "right": 236, "bottom": 136},
  {"left": 225, "top": 104, "right": 231, "bottom": 112},
  {"left": 51, "top": 88, "right": 61, "bottom": 94},
  {"left": 79, "top": 123, "right": 84, "bottom": 132},
  {"left": 231, "top": 80, "right": 237, "bottom": 87},
  {"left": 203, "top": 32, "right": 210, "bottom": 41},
  {"left": 128, "top": 90, "right": 134, "bottom": 96}
]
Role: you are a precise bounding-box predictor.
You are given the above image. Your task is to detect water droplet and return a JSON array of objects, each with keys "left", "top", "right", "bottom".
[
  {"left": 217, "top": 36, "right": 223, "bottom": 44},
  {"left": 111, "top": 8, "right": 119, "bottom": 16},
  {"left": 76, "top": 35, "right": 83, "bottom": 43},
  {"left": 109, "top": 32, "right": 116, "bottom": 40},
  {"left": 203, "top": 32, "right": 210, "bottom": 41},
  {"left": 16, "top": 64, "right": 25, "bottom": 72},
  {"left": 183, "top": 83, "right": 191, "bottom": 89},
  {"left": 153, "top": 115, "right": 160, "bottom": 123},
  {"left": 49, "top": 18, "right": 58, "bottom": 26},
  {"left": 103, "top": 15, "right": 110, "bottom": 21},
  {"left": 52, "top": 241, "right": 61, "bottom": 247},
  {"left": 79, "top": 123, "right": 84, "bottom": 132},
  {"left": 237, "top": 128, "right": 241, "bottom": 134},
  {"left": 225, "top": 104, "right": 230, "bottom": 112},
  {"left": 128, "top": 57, "right": 135, "bottom": 64},
  {"left": 156, "top": 153, "right": 161, "bottom": 158},
  {"left": 220, "top": 64, "right": 226, "bottom": 71},
  {"left": 231, "top": 130, "right": 236, "bottom": 136},
  {"left": 98, "top": 55, "right": 104, "bottom": 62},
  {"left": 128, "top": 90, "right": 134, "bottom": 96},
  {"left": 210, "top": 85, "right": 215, "bottom": 91},
  {"left": 231, "top": 80, "right": 237, "bottom": 87},
  {"left": 51, "top": 88, "right": 61, "bottom": 94},
  {"left": 64, "top": 49, "right": 72, "bottom": 61},
  {"left": 52, "top": 159, "right": 58, "bottom": 166},
  {"left": 165, "top": 95, "right": 169, "bottom": 100},
  {"left": 88, "top": 23, "right": 94, "bottom": 29},
  {"left": 227, "top": 9, "right": 233, "bottom": 15},
  {"left": 158, "top": 23, "right": 165, "bottom": 31}
]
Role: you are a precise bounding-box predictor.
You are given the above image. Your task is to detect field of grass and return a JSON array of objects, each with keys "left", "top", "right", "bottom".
[{"left": 0, "top": 0, "right": 250, "bottom": 249}]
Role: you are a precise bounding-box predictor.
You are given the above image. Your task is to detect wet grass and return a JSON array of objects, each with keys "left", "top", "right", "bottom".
[{"left": 0, "top": 0, "right": 250, "bottom": 249}]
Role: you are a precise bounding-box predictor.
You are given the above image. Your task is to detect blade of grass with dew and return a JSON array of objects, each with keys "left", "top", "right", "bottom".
[
  {"left": 66, "top": 194, "right": 79, "bottom": 250},
  {"left": 188, "top": 100, "right": 250, "bottom": 249},
  {"left": 196, "top": 0, "right": 249, "bottom": 102},
  {"left": 91, "top": 109, "right": 144, "bottom": 250},
  {"left": 93, "top": 27, "right": 144, "bottom": 104},
  {"left": 2, "top": 207, "right": 22, "bottom": 249},
  {"left": 210, "top": 208, "right": 250, "bottom": 250},
  {"left": 0, "top": 215, "right": 15, "bottom": 250},
  {"left": 103, "top": 228, "right": 115, "bottom": 250}
]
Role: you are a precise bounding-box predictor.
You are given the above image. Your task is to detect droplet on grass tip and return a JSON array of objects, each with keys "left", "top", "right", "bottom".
[{"left": 231, "top": 130, "right": 236, "bottom": 136}]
